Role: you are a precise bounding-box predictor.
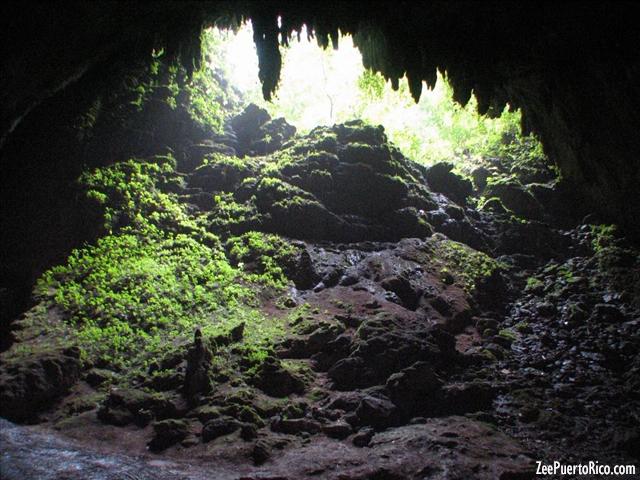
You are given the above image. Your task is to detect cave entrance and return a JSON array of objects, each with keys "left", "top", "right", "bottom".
[{"left": 204, "top": 23, "right": 546, "bottom": 178}]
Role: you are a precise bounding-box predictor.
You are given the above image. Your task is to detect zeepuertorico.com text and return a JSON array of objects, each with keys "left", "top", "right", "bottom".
[{"left": 536, "top": 460, "right": 636, "bottom": 476}]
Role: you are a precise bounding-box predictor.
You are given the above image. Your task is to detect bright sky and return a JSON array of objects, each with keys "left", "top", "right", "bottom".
[{"left": 213, "top": 24, "right": 379, "bottom": 129}]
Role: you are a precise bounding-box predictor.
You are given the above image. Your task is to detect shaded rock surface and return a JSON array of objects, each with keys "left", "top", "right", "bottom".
[{"left": 0, "top": 347, "right": 81, "bottom": 422}]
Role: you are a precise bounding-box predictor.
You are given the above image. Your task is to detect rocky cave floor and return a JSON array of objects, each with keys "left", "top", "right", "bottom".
[{"left": 1, "top": 107, "right": 639, "bottom": 479}]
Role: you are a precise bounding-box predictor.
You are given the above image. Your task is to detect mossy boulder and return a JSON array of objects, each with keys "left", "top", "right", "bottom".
[
  {"left": 250, "top": 117, "right": 297, "bottom": 155},
  {"left": 230, "top": 104, "right": 271, "bottom": 156},
  {"left": 97, "top": 388, "right": 182, "bottom": 426},
  {"left": 189, "top": 154, "right": 258, "bottom": 192},
  {"left": 148, "top": 419, "right": 190, "bottom": 451},
  {"left": 485, "top": 179, "right": 544, "bottom": 220},
  {"left": 202, "top": 416, "right": 241, "bottom": 442},
  {"left": 248, "top": 356, "right": 308, "bottom": 397}
]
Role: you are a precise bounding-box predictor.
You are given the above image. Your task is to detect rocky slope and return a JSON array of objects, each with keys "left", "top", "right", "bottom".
[{"left": 1, "top": 106, "right": 639, "bottom": 479}]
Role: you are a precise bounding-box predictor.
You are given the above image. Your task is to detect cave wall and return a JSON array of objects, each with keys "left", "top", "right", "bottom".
[{"left": 2, "top": 1, "right": 639, "bottom": 243}]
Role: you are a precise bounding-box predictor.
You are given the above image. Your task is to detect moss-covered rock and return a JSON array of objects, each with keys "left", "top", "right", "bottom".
[
  {"left": 485, "top": 179, "right": 543, "bottom": 220},
  {"left": 425, "top": 162, "right": 473, "bottom": 205},
  {"left": 97, "top": 388, "right": 182, "bottom": 426},
  {"left": 182, "top": 119, "right": 479, "bottom": 244},
  {"left": 247, "top": 356, "right": 308, "bottom": 397},
  {"left": 148, "top": 418, "right": 190, "bottom": 451}
]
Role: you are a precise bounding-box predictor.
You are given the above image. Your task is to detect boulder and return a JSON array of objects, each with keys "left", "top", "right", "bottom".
[
  {"left": 322, "top": 420, "right": 353, "bottom": 439},
  {"left": 201, "top": 416, "right": 241, "bottom": 442},
  {"left": 485, "top": 181, "right": 544, "bottom": 220},
  {"left": 334, "top": 120, "right": 387, "bottom": 146},
  {"left": 355, "top": 394, "right": 398, "bottom": 429},
  {"left": 97, "top": 388, "right": 180, "bottom": 426},
  {"left": 183, "top": 142, "right": 236, "bottom": 172},
  {"left": 385, "top": 362, "right": 443, "bottom": 415},
  {"left": 352, "top": 427, "right": 375, "bottom": 447},
  {"left": 250, "top": 117, "right": 297, "bottom": 155},
  {"left": 380, "top": 275, "right": 420, "bottom": 310},
  {"left": 252, "top": 439, "right": 272, "bottom": 465},
  {"left": 328, "top": 356, "right": 366, "bottom": 390},
  {"left": 592, "top": 303, "right": 625, "bottom": 323},
  {"left": 148, "top": 419, "right": 189, "bottom": 451},
  {"left": 471, "top": 166, "right": 491, "bottom": 191},
  {"left": 0, "top": 347, "right": 81, "bottom": 422},
  {"left": 425, "top": 162, "right": 473, "bottom": 205},
  {"left": 230, "top": 104, "right": 271, "bottom": 156},
  {"left": 249, "top": 357, "right": 307, "bottom": 397},
  {"left": 188, "top": 156, "right": 256, "bottom": 192}
]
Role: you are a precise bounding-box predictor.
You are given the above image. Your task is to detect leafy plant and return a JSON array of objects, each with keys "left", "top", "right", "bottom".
[{"left": 590, "top": 224, "right": 617, "bottom": 252}]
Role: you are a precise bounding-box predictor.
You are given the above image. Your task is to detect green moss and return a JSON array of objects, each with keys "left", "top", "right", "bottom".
[
  {"left": 281, "top": 359, "right": 314, "bottom": 381},
  {"left": 590, "top": 224, "right": 617, "bottom": 252},
  {"left": 431, "top": 235, "right": 502, "bottom": 294},
  {"left": 525, "top": 277, "right": 544, "bottom": 292},
  {"left": 80, "top": 154, "right": 213, "bottom": 243},
  {"left": 477, "top": 196, "right": 509, "bottom": 213},
  {"left": 25, "top": 152, "right": 294, "bottom": 378},
  {"left": 498, "top": 328, "right": 517, "bottom": 341},
  {"left": 35, "top": 231, "right": 248, "bottom": 370},
  {"left": 557, "top": 265, "right": 576, "bottom": 283},
  {"left": 479, "top": 349, "right": 498, "bottom": 362},
  {"left": 206, "top": 193, "right": 261, "bottom": 235},
  {"left": 227, "top": 231, "right": 301, "bottom": 289},
  {"left": 290, "top": 128, "right": 338, "bottom": 155},
  {"left": 201, "top": 152, "right": 257, "bottom": 172},
  {"left": 65, "top": 392, "right": 106, "bottom": 415}
]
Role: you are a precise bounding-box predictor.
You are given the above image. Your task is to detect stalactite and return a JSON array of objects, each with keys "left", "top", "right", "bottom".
[{"left": 251, "top": 15, "right": 282, "bottom": 101}]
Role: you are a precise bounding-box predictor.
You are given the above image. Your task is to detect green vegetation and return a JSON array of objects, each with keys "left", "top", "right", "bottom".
[
  {"left": 590, "top": 224, "right": 617, "bottom": 252},
  {"left": 185, "top": 31, "right": 243, "bottom": 133},
  {"left": 431, "top": 235, "right": 503, "bottom": 294},
  {"left": 36, "top": 230, "right": 247, "bottom": 371},
  {"left": 4, "top": 26, "right": 568, "bottom": 413},
  {"left": 525, "top": 277, "right": 544, "bottom": 292},
  {"left": 28, "top": 149, "right": 296, "bottom": 377},
  {"left": 227, "top": 231, "right": 301, "bottom": 289},
  {"left": 207, "top": 192, "right": 260, "bottom": 235},
  {"left": 498, "top": 328, "right": 518, "bottom": 342},
  {"left": 75, "top": 41, "right": 238, "bottom": 146},
  {"left": 80, "top": 154, "right": 210, "bottom": 239}
]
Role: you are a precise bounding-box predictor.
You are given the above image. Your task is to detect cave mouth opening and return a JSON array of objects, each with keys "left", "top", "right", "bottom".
[{"left": 204, "top": 22, "right": 547, "bottom": 177}]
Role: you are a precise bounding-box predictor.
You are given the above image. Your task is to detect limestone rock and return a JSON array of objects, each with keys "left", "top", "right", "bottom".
[
  {"left": 148, "top": 419, "right": 190, "bottom": 451},
  {"left": 0, "top": 347, "right": 81, "bottom": 422},
  {"left": 183, "top": 329, "right": 214, "bottom": 403},
  {"left": 425, "top": 162, "right": 473, "bottom": 205}
]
